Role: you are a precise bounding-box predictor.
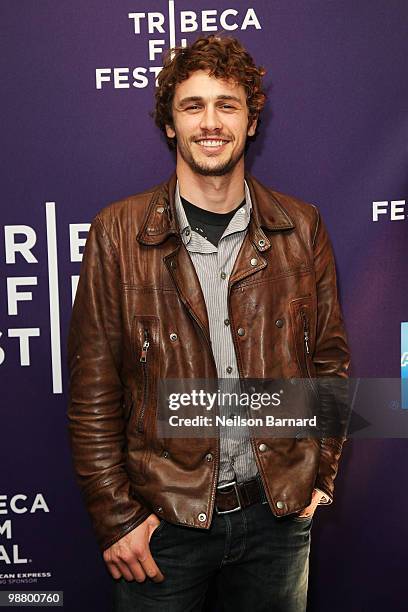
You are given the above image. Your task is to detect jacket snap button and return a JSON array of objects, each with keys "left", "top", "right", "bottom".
[
  {"left": 163, "top": 451, "right": 170, "bottom": 458},
  {"left": 275, "top": 319, "right": 284, "bottom": 328},
  {"left": 226, "top": 366, "right": 233, "bottom": 374},
  {"left": 250, "top": 258, "right": 258, "bottom": 266},
  {"left": 169, "top": 333, "right": 178, "bottom": 341},
  {"left": 258, "top": 443, "right": 268, "bottom": 452},
  {"left": 258, "top": 239, "right": 265, "bottom": 247},
  {"left": 156, "top": 506, "right": 163, "bottom": 513},
  {"left": 156, "top": 206, "right": 165, "bottom": 213},
  {"left": 205, "top": 453, "right": 213, "bottom": 462},
  {"left": 198, "top": 513, "right": 207, "bottom": 522},
  {"left": 276, "top": 501, "right": 285, "bottom": 509},
  {"left": 170, "top": 260, "right": 176, "bottom": 269},
  {"left": 237, "top": 328, "right": 245, "bottom": 336}
]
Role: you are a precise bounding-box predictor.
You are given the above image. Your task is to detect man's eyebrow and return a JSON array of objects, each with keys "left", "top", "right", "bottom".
[{"left": 177, "top": 95, "right": 243, "bottom": 105}]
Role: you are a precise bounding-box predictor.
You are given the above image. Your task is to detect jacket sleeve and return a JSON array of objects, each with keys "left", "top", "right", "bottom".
[
  {"left": 311, "top": 207, "right": 351, "bottom": 504},
  {"left": 67, "top": 214, "right": 151, "bottom": 551}
]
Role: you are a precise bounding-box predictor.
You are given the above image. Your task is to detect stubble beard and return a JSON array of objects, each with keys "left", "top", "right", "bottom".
[{"left": 177, "top": 138, "right": 246, "bottom": 177}]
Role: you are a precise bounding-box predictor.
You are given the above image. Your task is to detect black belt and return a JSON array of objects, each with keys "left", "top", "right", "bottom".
[{"left": 215, "top": 476, "right": 268, "bottom": 515}]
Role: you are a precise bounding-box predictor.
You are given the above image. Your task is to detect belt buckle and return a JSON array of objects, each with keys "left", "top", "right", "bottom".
[{"left": 215, "top": 480, "right": 242, "bottom": 515}]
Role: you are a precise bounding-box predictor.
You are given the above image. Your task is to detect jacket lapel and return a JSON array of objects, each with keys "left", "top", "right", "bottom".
[
  {"left": 136, "top": 172, "right": 211, "bottom": 344},
  {"left": 228, "top": 172, "right": 296, "bottom": 287},
  {"left": 163, "top": 244, "right": 211, "bottom": 346}
]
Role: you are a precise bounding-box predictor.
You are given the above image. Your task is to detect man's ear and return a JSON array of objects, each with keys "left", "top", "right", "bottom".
[
  {"left": 165, "top": 124, "right": 176, "bottom": 139},
  {"left": 247, "top": 116, "right": 258, "bottom": 137}
]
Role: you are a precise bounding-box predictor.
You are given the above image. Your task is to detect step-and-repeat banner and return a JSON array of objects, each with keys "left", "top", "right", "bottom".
[{"left": 2, "top": 1, "right": 407, "bottom": 610}]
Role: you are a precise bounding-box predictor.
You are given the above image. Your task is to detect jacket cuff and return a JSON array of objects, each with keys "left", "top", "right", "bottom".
[
  {"left": 80, "top": 476, "right": 151, "bottom": 552},
  {"left": 314, "top": 487, "right": 333, "bottom": 505},
  {"left": 314, "top": 437, "right": 345, "bottom": 503},
  {"left": 100, "top": 508, "right": 152, "bottom": 552}
]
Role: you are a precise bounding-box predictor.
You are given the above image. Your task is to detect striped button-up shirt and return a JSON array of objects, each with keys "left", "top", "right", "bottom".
[{"left": 174, "top": 179, "right": 259, "bottom": 485}]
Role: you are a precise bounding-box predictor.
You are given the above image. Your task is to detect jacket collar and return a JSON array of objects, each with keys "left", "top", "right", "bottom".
[{"left": 136, "top": 170, "right": 295, "bottom": 246}]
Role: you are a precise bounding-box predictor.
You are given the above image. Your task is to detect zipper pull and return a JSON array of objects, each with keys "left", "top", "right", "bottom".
[
  {"left": 140, "top": 329, "right": 150, "bottom": 362},
  {"left": 304, "top": 331, "right": 310, "bottom": 355},
  {"left": 300, "top": 310, "right": 310, "bottom": 355}
]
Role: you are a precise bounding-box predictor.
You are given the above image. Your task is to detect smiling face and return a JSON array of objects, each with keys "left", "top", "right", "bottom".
[{"left": 165, "top": 70, "right": 257, "bottom": 177}]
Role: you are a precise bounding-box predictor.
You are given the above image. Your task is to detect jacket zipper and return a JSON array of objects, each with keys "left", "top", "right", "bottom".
[
  {"left": 301, "top": 309, "right": 310, "bottom": 356},
  {"left": 300, "top": 308, "right": 318, "bottom": 399},
  {"left": 138, "top": 328, "right": 150, "bottom": 433}
]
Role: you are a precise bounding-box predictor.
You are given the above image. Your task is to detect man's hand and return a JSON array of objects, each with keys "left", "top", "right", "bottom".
[
  {"left": 102, "top": 513, "right": 165, "bottom": 582},
  {"left": 297, "top": 488, "right": 325, "bottom": 518}
]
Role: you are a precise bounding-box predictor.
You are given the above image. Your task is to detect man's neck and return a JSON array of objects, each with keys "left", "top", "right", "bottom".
[{"left": 176, "top": 157, "right": 246, "bottom": 214}]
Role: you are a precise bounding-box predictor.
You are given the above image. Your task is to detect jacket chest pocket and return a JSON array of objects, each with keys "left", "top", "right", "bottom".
[
  {"left": 290, "top": 295, "right": 318, "bottom": 396},
  {"left": 131, "top": 315, "right": 160, "bottom": 434}
]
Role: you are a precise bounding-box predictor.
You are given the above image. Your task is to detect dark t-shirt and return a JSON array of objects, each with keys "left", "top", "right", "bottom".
[{"left": 180, "top": 195, "right": 246, "bottom": 246}]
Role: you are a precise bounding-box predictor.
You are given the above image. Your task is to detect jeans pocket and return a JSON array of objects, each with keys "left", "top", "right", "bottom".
[{"left": 150, "top": 519, "right": 167, "bottom": 540}]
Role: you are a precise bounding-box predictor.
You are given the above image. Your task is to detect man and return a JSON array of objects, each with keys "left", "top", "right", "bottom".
[{"left": 67, "top": 34, "right": 350, "bottom": 611}]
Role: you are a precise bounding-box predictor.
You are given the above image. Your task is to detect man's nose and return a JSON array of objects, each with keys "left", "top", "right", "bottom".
[{"left": 199, "top": 105, "right": 222, "bottom": 132}]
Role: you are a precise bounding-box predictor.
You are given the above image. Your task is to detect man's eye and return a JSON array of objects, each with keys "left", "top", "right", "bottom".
[{"left": 185, "top": 104, "right": 235, "bottom": 110}]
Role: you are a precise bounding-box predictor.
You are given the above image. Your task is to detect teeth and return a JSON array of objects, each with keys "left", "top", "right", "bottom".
[{"left": 197, "top": 140, "right": 228, "bottom": 147}]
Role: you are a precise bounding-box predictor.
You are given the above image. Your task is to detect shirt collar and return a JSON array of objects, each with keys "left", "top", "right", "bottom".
[{"left": 174, "top": 178, "right": 252, "bottom": 247}]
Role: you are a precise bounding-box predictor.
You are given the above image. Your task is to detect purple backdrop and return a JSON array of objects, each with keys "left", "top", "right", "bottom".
[{"left": 1, "top": 1, "right": 408, "bottom": 610}]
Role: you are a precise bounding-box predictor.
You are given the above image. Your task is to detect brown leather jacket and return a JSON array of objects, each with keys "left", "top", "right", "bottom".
[{"left": 67, "top": 171, "right": 350, "bottom": 552}]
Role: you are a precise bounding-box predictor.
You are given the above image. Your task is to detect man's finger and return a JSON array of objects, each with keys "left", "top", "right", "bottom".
[
  {"left": 125, "top": 557, "right": 152, "bottom": 583},
  {"left": 105, "top": 560, "right": 122, "bottom": 580},
  {"left": 139, "top": 548, "right": 165, "bottom": 583},
  {"left": 115, "top": 559, "right": 138, "bottom": 582}
]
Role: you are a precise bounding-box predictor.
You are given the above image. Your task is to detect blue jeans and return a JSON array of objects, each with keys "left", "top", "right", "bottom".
[{"left": 114, "top": 501, "right": 312, "bottom": 612}]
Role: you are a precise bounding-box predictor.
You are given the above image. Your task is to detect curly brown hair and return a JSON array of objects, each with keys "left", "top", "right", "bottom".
[{"left": 151, "top": 33, "right": 267, "bottom": 152}]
